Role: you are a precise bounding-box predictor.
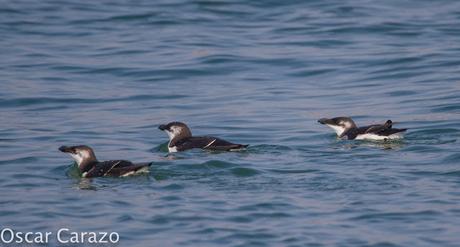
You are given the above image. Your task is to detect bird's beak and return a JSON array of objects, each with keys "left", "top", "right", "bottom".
[
  {"left": 318, "top": 118, "right": 335, "bottom": 125},
  {"left": 158, "top": 125, "right": 166, "bottom": 131},
  {"left": 59, "top": 146, "right": 73, "bottom": 153}
]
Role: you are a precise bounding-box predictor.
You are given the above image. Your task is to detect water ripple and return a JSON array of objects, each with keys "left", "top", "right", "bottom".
[{"left": 1, "top": 0, "right": 460, "bottom": 246}]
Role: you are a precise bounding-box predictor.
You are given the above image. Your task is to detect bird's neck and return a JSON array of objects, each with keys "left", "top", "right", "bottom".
[
  {"left": 169, "top": 136, "right": 183, "bottom": 147},
  {"left": 78, "top": 158, "right": 98, "bottom": 173},
  {"left": 169, "top": 133, "right": 191, "bottom": 147}
]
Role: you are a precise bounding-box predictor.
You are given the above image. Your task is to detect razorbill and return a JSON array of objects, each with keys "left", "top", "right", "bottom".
[
  {"left": 318, "top": 117, "right": 407, "bottom": 141},
  {"left": 158, "top": 122, "right": 248, "bottom": 152},
  {"left": 59, "top": 145, "right": 151, "bottom": 178}
]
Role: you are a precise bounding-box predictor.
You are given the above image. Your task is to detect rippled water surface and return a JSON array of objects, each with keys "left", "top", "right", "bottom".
[{"left": 1, "top": 0, "right": 460, "bottom": 246}]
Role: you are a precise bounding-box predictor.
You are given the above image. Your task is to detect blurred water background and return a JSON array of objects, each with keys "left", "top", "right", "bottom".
[{"left": 1, "top": 0, "right": 460, "bottom": 246}]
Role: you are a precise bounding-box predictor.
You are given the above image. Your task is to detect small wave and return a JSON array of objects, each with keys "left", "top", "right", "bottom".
[
  {"left": 440, "top": 170, "right": 460, "bottom": 177},
  {"left": 0, "top": 156, "right": 38, "bottom": 165},
  {"left": 350, "top": 210, "right": 442, "bottom": 222},
  {"left": 442, "top": 153, "right": 460, "bottom": 164},
  {"left": 266, "top": 168, "right": 319, "bottom": 174},
  {"left": 431, "top": 103, "right": 460, "bottom": 113},
  {"left": 150, "top": 160, "right": 260, "bottom": 180},
  {"left": 0, "top": 94, "right": 187, "bottom": 108},
  {"left": 229, "top": 167, "right": 260, "bottom": 177}
]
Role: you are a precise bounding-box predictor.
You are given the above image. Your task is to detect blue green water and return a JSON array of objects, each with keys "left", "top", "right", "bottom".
[{"left": 1, "top": 0, "right": 460, "bottom": 246}]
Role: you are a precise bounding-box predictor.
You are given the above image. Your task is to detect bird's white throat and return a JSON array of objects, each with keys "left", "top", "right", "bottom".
[
  {"left": 165, "top": 130, "right": 176, "bottom": 141},
  {"left": 68, "top": 153, "right": 83, "bottom": 166},
  {"left": 68, "top": 151, "right": 91, "bottom": 168},
  {"left": 326, "top": 124, "right": 347, "bottom": 137},
  {"left": 164, "top": 126, "right": 184, "bottom": 151}
]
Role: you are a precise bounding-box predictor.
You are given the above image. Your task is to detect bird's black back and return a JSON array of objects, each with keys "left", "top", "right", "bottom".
[
  {"left": 85, "top": 160, "right": 150, "bottom": 177},
  {"left": 175, "top": 136, "right": 247, "bottom": 151},
  {"left": 344, "top": 121, "right": 407, "bottom": 140}
]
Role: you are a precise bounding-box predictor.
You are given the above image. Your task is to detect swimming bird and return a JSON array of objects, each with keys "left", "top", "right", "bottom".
[
  {"left": 318, "top": 117, "right": 407, "bottom": 140},
  {"left": 158, "top": 122, "right": 248, "bottom": 152},
  {"left": 59, "top": 145, "right": 151, "bottom": 178}
]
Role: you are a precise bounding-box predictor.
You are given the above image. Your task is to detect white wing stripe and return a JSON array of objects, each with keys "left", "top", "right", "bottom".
[
  {"left": 204, "top": 139, "right": 217, "bottom": 148},
  {"left": 104, "top": 161, "right": 121, "bottom": 176}
]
